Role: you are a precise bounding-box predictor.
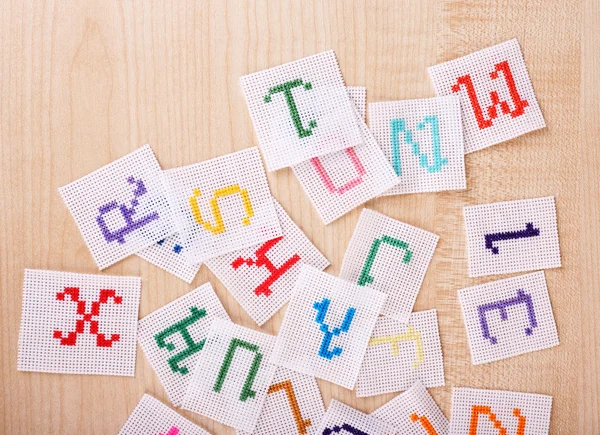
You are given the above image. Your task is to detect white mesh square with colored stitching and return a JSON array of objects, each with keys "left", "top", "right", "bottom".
[
  {"left": 368, "top": 96, "right": 466, "bottom": 195},
  {"left": 449, "top": 388, "right": 552, "bottom": 435},
  {"left": 137, "top": 233, "right": 201, "bottom": 283},
  {"left": 371, "top": 380, "right": 449, "bottom": 435},
  {"left": 428, "top": 39, "right": 545, "bottom": 154},
  {"left": 464, "top": 196, "right": 561, "bottom": 277},
  {"left": 339, "top": 208, "right": 439, "bottom": 322},
  {"left": 346, "top": 86, "right": 367, "bottom": 119},
  {"left": 316, "top": 399, "right": 398, "bottom": 435},
  {"left": 205, "top": 200, "right": 329, "bottom": 326},
  {"left": 237, "top": 367, "right": 326, "bottom": 435},
  {"left": 239, "top": 50, "right": 364, "bottom": 171},
  {"left": 181, "top": 318, "right": 278, "bottom": 433},
  {"left": 162, "top": 147, "right": 282, "bottom": 264},
  {"left": 137, "top": 283, "right": 231, "bottom": 407},
  {"left": 293, "top": 88, "right": 399, "bottom": 224},
  {"left": 59, "top": 144, "right": 175, "bottom": 270},
  {"left": 18, "top": 269, "right": 141, "bottom": 376},
  {"left": 356, "top": 310, "right": 444, "bottom": 397},
  {"left": 118, "top": 394, "right": 211, "bottom": 435},
  {"left": 458, "top": 271, "right": 559, "bottom": 365},
  {"left": 271, "top": 265, "right": 386, "bottom": 390}
]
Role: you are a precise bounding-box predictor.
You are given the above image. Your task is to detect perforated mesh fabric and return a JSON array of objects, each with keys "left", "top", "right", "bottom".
[
  {"left": 428, "top": 39, "right": 545, "bottom": 154},
  {"left": 237, "top": 367, "right": 326, "bottom": 435},
  {"left": 458, "top": 271, "right": 559, "bottom": 365},
  {"left": 118, "top": 394, "right": 211, "bottom": 435},
  {"left": 339, "top": 208, "right": 439, "bottom": 322},
  {"left": 205, "top": 200, "right": 329, "bottom": 326},
  {"left": 463, "top": 196, "right": 560, "bottom": 277},
  {"left": 240, "top": 50, "right": 364, "bottom": 171},
  {"left": 316, "top": 399, "right": 398, "bottom": 435},
  {"left": 449, "top": 388, "right": 552, "bottom": 435},
  {"left": 137, "top": 233, "right": 201, "bottom": 283},
  {"left": 181, "top": 318, "right": 278, "bottom": 433},
  {"left": 368, "top": 96, "right": 466, "bottom": 195},
  {"left": 59, "top": 144, "right": 175, "bottom": 270},
  {"left": 371, "top": 380, "right": 449, "bottom": 435},
  {"left": 162, "top": 147, "right": 282, "bottom": 264},
  {"left": 293, "top": 88, "right": 399, "bottom": 224},
  {"left": 18, "top": 269, "right": 141, "bottom": 376},
  {"left": 137, "top": 283, "right": 231, "bottom": 407},
  {"left": 356, "top": 309, "right": 444, "bottom": 397},
  {"left": 346, "top": 86, "right": 367, "bottom": 119},
  {"left": 271, "top": 264, "right": 386, "bottom": 390}
]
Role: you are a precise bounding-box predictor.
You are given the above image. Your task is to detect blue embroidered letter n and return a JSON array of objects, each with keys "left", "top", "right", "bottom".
[{"left": 313, "top": 298, "right": 356, "bottom": 360}]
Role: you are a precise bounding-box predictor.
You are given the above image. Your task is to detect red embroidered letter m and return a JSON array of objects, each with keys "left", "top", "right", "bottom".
[{"left": 231, "top": 236, "right": 301, "bottom": 297}]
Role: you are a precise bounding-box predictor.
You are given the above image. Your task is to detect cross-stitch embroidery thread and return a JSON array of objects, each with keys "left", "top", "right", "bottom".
[
  {"left": 313, "top": 298, "right": 356, "bottom": 360},
  {"left": 53, "top": 287, "right": 122, "bottom": 347},
  {"left": 189, "top": 184, "right": 254, "bottom": 235},
  {"left": 157, "top": 239, "right": 183, "bottom": 254},
  {"left": 477, "top": 289, "right": 538, "bottom": 344},
  {"left": 213, "top": 338, "right": 263, "bottom": 402},
  {"left": 484, "top": 223, "right": 540, "bottom": 254},
  {"left": 264, "top": 79, "right": 317, "bottom": 138},
  {"left": 159, "top": 427, "right": 179, "bottom": 435},
  {"left": 410, "top": 414, "right": 439, "bottom": 435},
  {"left": 322, "top": 423, "right": 368, "bottom": 435},
  {"left": 311, "top": 148, "right": 367, "bottom": 195},
  {"left": 468, "top": 406, "right": 527, "bottom": 435},
  {"left": 267, "top": 380, "right": 312, "bottom": 434},
  {"left": 368, "top": 326, "right": 424, "bottom": 368},
  {"left": 358, "top": 236, "right": 413, "bottom": 286},
  {"left": 230, "top": 236, "right": 301, "bottom": 297},
  {"left": 96, "top": 176, "right": 159, "bottom": 244},
  {"left": 154, "top": 306, "right": 207, "bottom": 375}
]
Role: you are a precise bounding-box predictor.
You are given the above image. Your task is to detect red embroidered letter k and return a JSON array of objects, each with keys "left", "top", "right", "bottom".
[{"left": 53, "top": 287, "right": 122, "bottom": 348}]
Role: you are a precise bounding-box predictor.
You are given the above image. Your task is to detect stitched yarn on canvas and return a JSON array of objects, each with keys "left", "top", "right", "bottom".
[
  {"left": 137, "top": 233, "right": 201, "bottom": 283},
  {"left": 316, "top": 399, "right": 397, "bottom": 435}
]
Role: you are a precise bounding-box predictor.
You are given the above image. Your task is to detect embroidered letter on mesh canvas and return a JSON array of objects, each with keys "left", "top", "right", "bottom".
[
  {"left": 448, "top": 388, "right": 552, "bottom": 435},
  {"left": 428, "top": 39, "right": 545, "bottom": 154},
  {"left": 18, "top": 269, "right": 141, "bottom": 376},
  {"left": 236, "top": 366, "right": 325, "bottom": 435},
  {"left": 368, "top": 96, "right": 466, "bottom": 195},
  {"left": 137, "top": 283, "right": 231, "bottom": 406},
  {"left": 162, "top": 147, "right": 282, "bottom": 264},
  {"left": 356, "top": 309, "right": 444, "bottom": 397},
  {"left": 292, "top": 87, "right": 398, "bottom": 224},
  {"left": 181, "top": 318, "right": 278, "bottom": 433},
  {"left": 316, "top": 399, "right": 398, "bottom": 435},
  {"left": 371, "top": 380, "right": 449, "bottom": 435},
  {"left": 58, "top": 144, "right": 175, "bottom": 270},
  {"left": 239, "top": 50, "right": 364, "bottom": 171},
  {"left": 458, "top": 271, "right": 559, "bottom": 365},
  {"left": 205, "top": 200, "right": 329, "bottom": 326},
  {"left": 463, "top": 196, "right": 560, "bottom": 277},
  {"left": 339, "top": 208, "right": 439, "bottom": 323},
  {"left": 137, "top": 233, "right": 201, "bottom": 283},
  {"left": 270, "top": 264, "right": 386, "bottom": 390},
  {"left": 118, "top": 394, "right": 211, "bottom": 435}
]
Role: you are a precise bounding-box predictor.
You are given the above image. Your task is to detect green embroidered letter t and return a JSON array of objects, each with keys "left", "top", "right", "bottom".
[{"left": 264, "top": 79, "right": 317, "bottom": 138}]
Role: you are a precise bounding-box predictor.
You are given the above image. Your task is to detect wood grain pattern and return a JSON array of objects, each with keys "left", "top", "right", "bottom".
[{"left": 0, "top": 0, "right": 597, "bottom": 433}]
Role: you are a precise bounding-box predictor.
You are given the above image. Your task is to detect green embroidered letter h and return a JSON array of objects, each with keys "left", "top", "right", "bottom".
[
  {"left": 358, "top": 236, "right": 413, "bottom": 286},
  {"left": 264, "top": 79, "right": 317, "bottom": 138},
  {"left": 213, "top": 338, "right": 263, "bottom": 402}
]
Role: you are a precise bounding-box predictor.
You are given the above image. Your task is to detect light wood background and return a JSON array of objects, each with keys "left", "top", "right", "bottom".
[{"left": 1, "top": 0, "right": 598, "bottom": 433}]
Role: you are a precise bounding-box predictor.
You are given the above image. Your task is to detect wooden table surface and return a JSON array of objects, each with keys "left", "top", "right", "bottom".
[{"left": 1, "top": 1, "right": 599, "bottom": 433}]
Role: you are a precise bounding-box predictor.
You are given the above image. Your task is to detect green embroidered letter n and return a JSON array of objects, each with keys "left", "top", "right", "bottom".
[{"left": 213, "top": 338, "right": 263, "bottom": 402}]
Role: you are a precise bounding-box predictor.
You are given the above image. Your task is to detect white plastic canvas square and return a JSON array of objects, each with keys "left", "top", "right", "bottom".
[
  {"left": 463, "top": 196, "right": 560, "bottom": 277},
  {"left": 368, "top": 96, "right": 466, "bottom": 195},
  {"left": 239, "top": 50, "right": 364, "bottom": 171},
  {"left": 182, "top": 318, "right": 278, "bottom": 433},
  {"left": 428, "top": 39, "right": 545, "bottom": 154},
  {"left": 458, "top": 271, "right": 559, "bottom": 365},
  {"left": 18, "top": 269, "right": 141, "bottom": 376},
  {"left": 118, "top": 394, "right": 211, "bottom": 435},
  {"left": 448, "top": 388, "right": 552, "bottom": 435},
  {"left": 205, "top": 200, "right": 329, "bottom": 326},
  {"left": 237, "top": 367, "right": 325, "bottom": 435},
  {"left": 356, "top": 309, "right": 444, "bottom": 397},
  {"left": 137, "top": 233, "right": 201, "bottom": 283},
  {"left": 339, "top": 208, "right": 439, "bottom": 322},
  {"left": 371, "top": 381, "right": 449, "bottom": 435},
  {"left": 162, "top": 147, "right": 282, "bottom": 264},
  {"left": 59, "top": 144, "right": 175, "bottom": 270},
  {"left": 137, "top": 283, "right": 231, "bottom": 407},
  {"left": 271, "top": 265, "right": 386, "bottom": 390},
  {"left": 293, "top": 88, "right": 399, "bottom": 224},
  {"left": 316, "top": 399, "right": 398, "bottom": 435}
]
